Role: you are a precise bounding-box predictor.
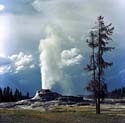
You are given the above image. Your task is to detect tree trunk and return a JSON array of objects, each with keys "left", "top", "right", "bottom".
[
  {"left": 96, "top": 97, "right": 100, "bottom": 114},
  {"left": 97, "top": 23, "right": 101, "bottom": 114},
  {"left": 96, "top": 99, "right": 98, "bottom": 114}
]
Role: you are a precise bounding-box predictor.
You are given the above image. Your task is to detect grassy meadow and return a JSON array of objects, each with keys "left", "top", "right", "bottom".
[{"left": 0, "top": 104, "right": 125, "bottom": 123}]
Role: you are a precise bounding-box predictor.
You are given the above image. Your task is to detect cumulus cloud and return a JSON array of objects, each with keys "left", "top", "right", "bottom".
[
  {"left": 0, "top": 52, "right": 35, "bottom": 74},
  {"left": 61, "top": 48, "right": 83, "bottom": 66},
  {"left": 10, "top": 52, "right": 35, "bottom": 73},
  {"left": 0, "top": 65, "right": 11, "bottom": 74}
]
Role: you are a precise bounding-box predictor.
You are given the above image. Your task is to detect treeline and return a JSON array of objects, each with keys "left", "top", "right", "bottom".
[
  {"left": 108, "top": 87, "right": 125, "bottom": 99},
  {"left": 0, "top": 86, "right": 30, "bottom": 102}
]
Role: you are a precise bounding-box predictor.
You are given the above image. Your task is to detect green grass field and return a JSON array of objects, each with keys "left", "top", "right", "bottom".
[{"left": 0, "top": 104, "right": 125, "bottom": 123}]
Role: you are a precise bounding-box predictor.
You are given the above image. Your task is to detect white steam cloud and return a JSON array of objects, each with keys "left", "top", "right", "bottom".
[
  {"left": 39, "top": 26, "right": 84, "bottom": 94},
  {"left": 39, "top": 26, "right": 63, "bottom": 89}
]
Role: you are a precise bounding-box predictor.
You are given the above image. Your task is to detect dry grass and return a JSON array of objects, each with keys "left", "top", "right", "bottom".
[{"left": 0, "top": 104, "right": 125, "bottom": 123}]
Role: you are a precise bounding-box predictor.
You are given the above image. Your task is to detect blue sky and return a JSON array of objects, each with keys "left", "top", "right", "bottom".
[{"left": 0, "top": 0, "right": 125, "bottom": 96}]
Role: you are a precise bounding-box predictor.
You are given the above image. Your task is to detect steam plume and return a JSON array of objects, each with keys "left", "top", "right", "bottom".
[{"left": 39, "top": 26, "right": 84, "bottom": 95}]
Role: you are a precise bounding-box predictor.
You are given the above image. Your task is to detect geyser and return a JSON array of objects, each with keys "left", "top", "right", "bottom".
[
  {"left": 39, "top": 26, "right": 63, "bottom": 90},
  {"left": 39, "top": 26, "right": 85, "bottom": 95}
]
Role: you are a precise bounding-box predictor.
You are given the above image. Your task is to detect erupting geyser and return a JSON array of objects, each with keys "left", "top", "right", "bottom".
[
  {"left": 39, "top": 26, "right": 84, "bottom": 95},
  {"left": 39, "top": 26, "right": 63, "bottom": 90}
]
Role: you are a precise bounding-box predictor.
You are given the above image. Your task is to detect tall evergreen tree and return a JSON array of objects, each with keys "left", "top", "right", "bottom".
[
  {"left": 14, "top": 88, "right": 20, "bottom": 101},
  {"left": 26, "top": 92, "right": 29, "bottom": 99},
  {"left": 0, "top": 86, "right": 30, "bottom": 102},
  {"left": 10, "top": 89, "right": 13, "bottom": 102},
  {"left": 0, "top": 87, "right": 3, "bottom": 102},
  {"left": 6, "top": 86, "right": 11, "bottom": 102},
  {"left": 3, "top": 87, "right": 7, "bottom": 102},
  {"left": 85, "top": 16, "right": 114, "bottom": 114}
]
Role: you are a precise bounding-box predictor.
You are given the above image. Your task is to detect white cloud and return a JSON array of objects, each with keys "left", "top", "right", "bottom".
[
  {"left": 0, "top": 52, "right": 35, "bottom": 74},
  {"left": 61, "top": 48, "right": 83, "bottom": 66},
  {"left": 11, "top": 52, "right": 32, "bottom": 67},
  {"left": 0, "top": 65, "right": 11, "bottom": 74},
  {"left": 15, "top": 65, "right": 24, "bottom": 72},
  {"left": 10, "top": 52, "right": 34, "bottom": 73},
  {"left": 30, "top": 64, "right": 35, "bottom": 69}
]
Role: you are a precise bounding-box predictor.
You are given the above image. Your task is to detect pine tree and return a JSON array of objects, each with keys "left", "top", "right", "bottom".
[
  {"left": 0, "top": 87, "right": 3, "bottom": 102},
  {"left": 85, "top": 16, "right": 114, "bottom": 114},
  {"left": 3, "top": 87, "right": 7, "bottom": 102},
  {"left": 26, "top": 92, "right": 29, "bottom": 99},
  {"left": 10, "top": 89, "right": 13, "bottom": 102},
  {"left": 6, "top": 86, "right": 11, "bottom": 102},
  {"left": 19, "top": 91, "right": 22, "bottom": 100},
  {"left": 14, "top": 89, "right": 20, "bottom": 101}
]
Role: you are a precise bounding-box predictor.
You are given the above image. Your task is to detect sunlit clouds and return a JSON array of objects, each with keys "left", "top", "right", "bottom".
[
  {"left": 0, "top": 4, "right": 5, "bottom": 11},
  {"left": 0, "top": 52, "right": 35, "bottom": 74},
  {"left": 0, "top": 15, "right": 10, "bottom": 57}
]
